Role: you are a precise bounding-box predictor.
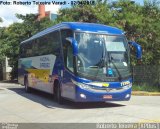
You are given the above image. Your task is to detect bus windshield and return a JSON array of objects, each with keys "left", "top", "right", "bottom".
[{"left": 75, "top": 32, "right": 131, "bottom": 81}]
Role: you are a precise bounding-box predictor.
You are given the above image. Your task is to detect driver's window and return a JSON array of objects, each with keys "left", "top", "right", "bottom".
[
  {"left": 63, "top": 42, "right": 74, "bottom": 72},
  {"left": 67, "top": 45, "right": 73, "bottom": 72},
  {"left": 61, "top": 29, "right": 74, "bottom": 72}
]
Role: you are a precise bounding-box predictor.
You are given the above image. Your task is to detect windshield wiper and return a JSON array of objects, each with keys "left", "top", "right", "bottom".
[
  {"left": 108, "top": 56, "right": 122, "bottom": 81},
  {"left": 93, "top": 40, "right": 106, "bottom": 80}
]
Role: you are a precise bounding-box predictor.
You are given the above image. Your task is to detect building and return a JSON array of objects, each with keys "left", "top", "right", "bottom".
[
  {"left": 2, "top": 57, "right": 12, "bottom": 80},
  {"left": 37, "top": 5, "right": 57, "bottom": 21}
]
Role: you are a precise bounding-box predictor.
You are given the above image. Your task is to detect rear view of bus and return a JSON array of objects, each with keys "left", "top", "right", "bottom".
[{"left": 18, "top": 22, "right": 142, "bottom": 103}]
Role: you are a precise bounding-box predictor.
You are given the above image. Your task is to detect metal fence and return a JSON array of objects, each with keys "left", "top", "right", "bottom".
[{"left": 132, "top": 65, "right": 160, "bottom": 86}]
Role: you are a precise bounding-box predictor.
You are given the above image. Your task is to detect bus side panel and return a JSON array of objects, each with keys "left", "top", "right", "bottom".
[
  {"left": 18, "top": 55, "right": 56, "bottom": 94},
  {"left": 61, "top": 70, "right": 76, "bottom": 100}
]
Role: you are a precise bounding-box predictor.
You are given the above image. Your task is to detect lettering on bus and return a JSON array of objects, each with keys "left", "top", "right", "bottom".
[
  {"left": 40, "top": 57, "right": 50, "bottom": 68},
  {"left": 121, "top": 81, "right": 130, "bottom": 86}
]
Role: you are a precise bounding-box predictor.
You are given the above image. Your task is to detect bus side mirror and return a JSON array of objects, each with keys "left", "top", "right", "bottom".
[
  {"left": 128, "top": 41, "right": 142, "bottom": 61},
  {"left": 66, "top": 37, "right": 78, "bottom": 56}
]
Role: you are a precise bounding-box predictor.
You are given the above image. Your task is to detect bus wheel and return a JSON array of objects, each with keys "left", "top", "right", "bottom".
[
  {"left": 54, "top": 82, "right": 63, "bottom": 104},
  {"left": 24, "top": 78, "right": 31, "bottom": 93}
]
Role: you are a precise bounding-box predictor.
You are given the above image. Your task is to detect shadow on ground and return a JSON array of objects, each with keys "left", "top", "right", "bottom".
[
  {"left": 0, "top": 80, "right": 18, "bottom": 83},
  {"left": 7, "top": 86, "right": 126, "bottom": 109}
]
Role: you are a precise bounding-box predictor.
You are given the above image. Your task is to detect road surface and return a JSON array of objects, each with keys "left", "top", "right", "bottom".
[{"left": 0, "top": 82, "right": 160, "bottom": 123}]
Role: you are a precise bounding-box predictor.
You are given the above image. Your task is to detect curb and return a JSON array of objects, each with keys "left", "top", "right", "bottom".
[{"left": 132, "top": 91, "right": 160, "bottom": 96}]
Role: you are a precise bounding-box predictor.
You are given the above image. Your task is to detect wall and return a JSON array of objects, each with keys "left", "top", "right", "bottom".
[{"left": 2, "top": 57, "right": 12, "bottom": 80}]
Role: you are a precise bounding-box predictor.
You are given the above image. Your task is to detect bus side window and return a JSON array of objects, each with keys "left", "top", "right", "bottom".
[
  {"left": 26, "top": 42, "right": 32, "bottom": 57},
  {"left": 38, "top": 37, "right": 47, "bottom": 55},
  {"left": 20, "top": 45, "right": 25, "bottom": 58},
  {"left": 47, "top": 33, "right": 53, "bottom": 54},
  {"left": 32, "top": 40, "right": 39, "bottom": 56},
  {"left": 49, "top": 31, "right": 61, "bottom": 56},
  {"left": 61, "top": 29, "right": 73, "bottom": 44}
]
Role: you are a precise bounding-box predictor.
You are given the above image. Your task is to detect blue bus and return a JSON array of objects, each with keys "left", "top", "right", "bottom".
[{"left": 18, "top": 22, "right": 142, "bottom": 103}]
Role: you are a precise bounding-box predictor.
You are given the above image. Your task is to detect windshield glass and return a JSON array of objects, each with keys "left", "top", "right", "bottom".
[{"left": 75, "top": 32, "right": 131, "bottom": 81}]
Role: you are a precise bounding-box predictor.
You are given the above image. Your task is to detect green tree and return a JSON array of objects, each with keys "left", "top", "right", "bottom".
[
  {"left": 0, "top": 17, "right": 2, "bottom": 23},
  {"left": 140, "top": 0, "right": 160, "bottom": 65},
  {"left": 0, "top": 14, "right": 54, "bottom": 79},
  {"left": 0, "top": 27, "right": 6, "bottom": 62},
  {"left": 55, "top": 0, "right": 109, "bottom": 23}
]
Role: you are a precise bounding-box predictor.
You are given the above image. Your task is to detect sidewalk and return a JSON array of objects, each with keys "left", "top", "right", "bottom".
[{"left": 132, "top": 91, "right": 160, "bottom": 96}]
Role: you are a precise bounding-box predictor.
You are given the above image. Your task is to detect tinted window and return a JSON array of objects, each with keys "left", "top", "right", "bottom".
[
  {"left": 48, "top": 31, "right": 61, "bottom": 55},
  {"left": 19, "top": 44, "right": 25, "bottom": 58},
  {"left": 32, "top": 40, "right": 39, "bottom": 56},
  {"left": 38, "top": 36, "right": 47, "bottom": 55},
  {"left": 61, "top": 29, "right": 73, "bottom": 44},
  {"left": 20, "top": 31, "right": 61, "bottom": 58}
]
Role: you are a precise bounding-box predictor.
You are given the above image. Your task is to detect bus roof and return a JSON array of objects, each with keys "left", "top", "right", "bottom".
[{"left": 21, "top": 22, "right": 124, "bottom": 44}]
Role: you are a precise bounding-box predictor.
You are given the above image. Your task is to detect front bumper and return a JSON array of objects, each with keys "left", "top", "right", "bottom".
[{"left": 75, "top": 86, "right": 132, "bottom": 102}]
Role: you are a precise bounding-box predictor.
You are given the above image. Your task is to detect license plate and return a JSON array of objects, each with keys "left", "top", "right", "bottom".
[{"left": 103, "top": 95, "right": 112, "bottom": 99}]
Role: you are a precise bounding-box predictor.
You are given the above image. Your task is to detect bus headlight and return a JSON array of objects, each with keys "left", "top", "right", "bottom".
[
  {"left": 71, "top": 79, "right": 91, "bottom": 89},
  {"left": 123, "top": 83, "right": 132, "bottom": 89},
  {"left": 78, "top": 83, "right": 91, "bottom": 89}
]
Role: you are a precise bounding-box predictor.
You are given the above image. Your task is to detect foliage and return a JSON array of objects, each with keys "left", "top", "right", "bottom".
[
  {"left": 0, "top": 0, "right": 160, "bottom": 79},
  {"left": 0, "top": 14, "right": 54, "bottom": 79},
  {"left": 0, "top": 17, "right": 2, "bottom": 23},
  {"left": 132, "top": 84, "right": 160, "bottom": 92}
]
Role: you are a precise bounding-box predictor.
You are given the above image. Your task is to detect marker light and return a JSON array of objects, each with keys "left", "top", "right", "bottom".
[
  {"left": 125, "top": 94, "right": 130, "bottom": 98},
  {"left": 80, "top": 94, "right": 86, "bottom": 99}
]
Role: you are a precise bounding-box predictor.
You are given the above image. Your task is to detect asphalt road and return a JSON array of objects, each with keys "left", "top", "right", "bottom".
[{"left": 0, "top": 82, "right": 160, "bottom": 123}]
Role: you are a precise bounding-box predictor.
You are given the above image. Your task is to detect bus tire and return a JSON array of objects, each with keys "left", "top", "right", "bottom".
[
  {"left": 24, "top": 77, "right": 31, "bottom": 93},
  {"left": 54, "top": 81, "right": 63, "bottom": 104}
]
